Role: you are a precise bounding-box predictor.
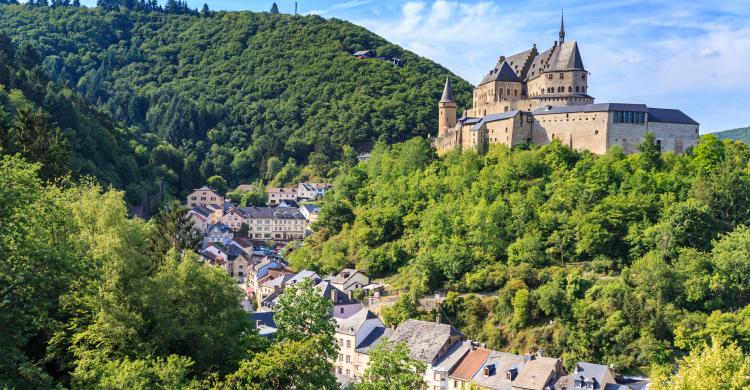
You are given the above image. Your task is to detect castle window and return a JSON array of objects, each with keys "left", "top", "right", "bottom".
[
  {"left": 576, "top": 86, "right": 580, "bottom": 92},
  {"left": 582, "top": 73, "right": 586, "bottom": 80},
  {"left": 568, "top": 86, "right": 572, "bottom": 92},
  {"left": 559, "top": 73, "right": 564, "bottom": 79},
  {"left": 595, "top": 130, "right": 599, "bottom": 135},
  {"left": 548, "top": 74, "right": 553, "bottom": 80}
]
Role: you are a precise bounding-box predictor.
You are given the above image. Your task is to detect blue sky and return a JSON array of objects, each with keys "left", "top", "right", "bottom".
[{"left": 81, "top": 0, "right": 750, "bottom": 132}]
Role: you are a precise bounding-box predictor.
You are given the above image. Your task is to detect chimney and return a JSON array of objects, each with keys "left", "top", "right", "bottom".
[
  {"left": 330, "top": 289, "right": 337, "bottom": 302},
  {"left": 483, "top": 366, "right": 490, "bottom": 376},
  {"left": 436, "top": 311, "right": 441, "bottom": 324},
  {"left": 347, "top": 290, "right": 353, "bottom": 301},
  {"left": 499, "top": 55, "right": 506, "bottom": 63}
]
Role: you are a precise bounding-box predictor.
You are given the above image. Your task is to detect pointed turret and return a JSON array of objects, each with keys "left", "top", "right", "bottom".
[
  {"left": 440, "top": 77, "right": 455, "bottom": 103},
  {"left": 438, "top": 77, "right": 457, "bottom": 137},
  {"left": 559, "top": 10, "right": 565, "bottom": 43}
]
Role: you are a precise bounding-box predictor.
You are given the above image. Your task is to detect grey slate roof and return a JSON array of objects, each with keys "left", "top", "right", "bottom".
[
  {"left": 387, "top": 319, "right": 462, "bottom": 364},
  {"left": 316, "top": 281, "right": 357, "bottom": 304},
  {"left": 471, "top": 351, "right": 531, "bottom": 390},
  {"left": 238, "top": 206, "right": 275, "bottom": 219},
  {"left": 288, "top": 270, "right": 321, "bottom": 285},
  {"left": 335, "top": 309, "right": 380, "bottom": 336},
  {"left": 471, "top": 110, "right": 521, "bottom": 131},
  {"left": 480, "top": 61, "right": 522, "bottom": 85},
  {"left": 355, "top": 326, "right": 391, "bottom": 354},
  {"left": 331, "top": 269, "right": 364, "bottom": 286},
  {"left": 432, "top": 340, "right": 471, "bottom": 372},
  {"left": 547, "top": 41, "right": 585, "bottom": 71},
  {"left": 532, "top": 103, "right": 648, "bottom": 115},
  {"left": 440, "top": 77, "right": 455, "bottom": 103},
  {"left": 647, "top": 108, "right": 699, "bottom": 125}
]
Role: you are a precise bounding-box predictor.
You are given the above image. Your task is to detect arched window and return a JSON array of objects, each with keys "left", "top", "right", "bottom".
[
  {"left": 568, "top": 86, "right": 572, "bottom": 92},
  {"left": 575, "top": 86, "right": 580, "bottom": 92}
]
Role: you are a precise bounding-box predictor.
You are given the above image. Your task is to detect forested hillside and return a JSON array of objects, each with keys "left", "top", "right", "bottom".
[
  {"left": 0, "top": 29, "right": 153, "bottom": 193},
  {"left": 715, "top": 126, "right": 750, "bottom": 144},
  {"left": 0, "top": 4, "right": 472, "bottom": 199},
  {"left": 293, "top": 134, "right": 750, "bottom": 373}
]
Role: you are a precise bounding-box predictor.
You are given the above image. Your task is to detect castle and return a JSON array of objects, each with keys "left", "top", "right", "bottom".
[{"left": 434, "top": 15, "right": 699, "bottom": 155}]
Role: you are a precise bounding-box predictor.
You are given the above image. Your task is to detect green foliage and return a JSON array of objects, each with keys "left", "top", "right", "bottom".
[
  {"left": 273, "top": 278, "right": 337, "bottom": 371},
  {"left": 0, "top": 5, "right": 472, "bottom": 192},
  {"left": 293, "top": 134, "right": 750, "bottom": 372},
  {"left": 355, "top": 341, "right": 426, "bottom": 390},
  {"left": 223, "top": 336, "right": 338, "bottom": 390},
  {"left": 148, "top": 200, "right": 202, "bottom": 262},
  {"left": 651, "top": 338, "right": 750, "bottom": 390},
  {"left": 207, "top": 176, "right": 228, "bottom": 195}
]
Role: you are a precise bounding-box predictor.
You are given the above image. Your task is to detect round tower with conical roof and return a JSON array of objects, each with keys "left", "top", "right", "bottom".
[{"left": 438, "top": 77, "right": 457, "bottom": 137}]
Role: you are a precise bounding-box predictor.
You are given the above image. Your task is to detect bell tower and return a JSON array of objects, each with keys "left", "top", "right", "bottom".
[{"left": 438, "top": 77, "right": 456, "bottom": 137}]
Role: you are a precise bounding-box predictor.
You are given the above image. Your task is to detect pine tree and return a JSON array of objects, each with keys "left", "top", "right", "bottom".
[
  {"left": 72, "top": 0, "right": 79, "bottom": 6},
  {"left": 201, "top": 3, "right": 209, "bottom": 16},
  {"left": 269, "top": 2, "right": 279, "bottom": 14}
]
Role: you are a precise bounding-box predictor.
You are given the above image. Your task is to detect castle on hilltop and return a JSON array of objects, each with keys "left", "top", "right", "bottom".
[{"left": 434, "top": 14, "right": 699, "bottom": 155}]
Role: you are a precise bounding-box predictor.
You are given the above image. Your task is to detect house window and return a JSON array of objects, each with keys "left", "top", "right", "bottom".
[
  {"left": 346, "top": 340, "right": 351, "bottom": 348},
  {"left": 346, "top": 355, "right": 351, "bottom": 363},
  {"left": 656, "top": 139, "right": 662, "bottom": 151},
  {"left": 346, "top": 369, "right": 350, "bottom": 376}
]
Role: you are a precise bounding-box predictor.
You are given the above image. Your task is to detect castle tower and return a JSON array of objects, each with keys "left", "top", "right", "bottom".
[{"left": 438, "top": 77, "right": 456, "bottom": 137}]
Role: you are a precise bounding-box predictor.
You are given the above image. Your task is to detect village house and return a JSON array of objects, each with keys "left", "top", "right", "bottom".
[
  {"left": 266, "top": 187, "right": 297, "bottom": 205},
  {"left": 205, "top": 223, "right": 233, "bottom": 245},
  {"left": 221, "top": 206, "right": 307, "bottom": 241},
  {"left": 297, "top": 182, "right": 333, "bottom": 200},
  {"left": 387, "top": 319, "right": 465, "bottom": 390},
  {"left": 469, "top": 351, "right": 531, "bottom": 390},
  {"left": 448, "top": 345, "right": 492, "bottom": 390},
  {"left": 186, "top": 186, "right": 224, "bottom": 208},
  {"left": 334, "top": 308, "right": 387, "bottom": 379},
  {"left": 250, "top": 311, "right": 277, "bottom": 339},
  {"left": 187, "top": 207, "right": 211, "bottom": 233},
  {"left": 511, "top": 355, "right": 565, "bottom": 390},
  {"left": 300, "top": 203, "right": 321, "bottom": 223},
  {"left": 330, "top": 269, "right": 370, "bottom": 292}
]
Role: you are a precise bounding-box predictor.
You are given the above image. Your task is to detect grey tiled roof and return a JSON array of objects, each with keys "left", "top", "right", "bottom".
[
  {"left": 480, "top": 61, "right": 522, "bottom": 85},
  {"left": 471, "top": 110, "right": 521, "bottom": 131},
  {"left": 335, "top": 309, "right": 380, "bottom": 336},
  {"left": 355, "top": 326, "right": 391, "bottom": 354},
  {"left": 470, "top": 351, "right": 531, "bottom": 390},
  {"left": 647, "top": 108, "right": 699, "bottom": 125},
  {"left": 532, "top": 103, "right": 648, "bottom": 115},
  {"left": 432, "top": 340, "right": 471, "bottom": 372},
  {"left": 387, "top": 319, "right": 462, "bottom": 363}
]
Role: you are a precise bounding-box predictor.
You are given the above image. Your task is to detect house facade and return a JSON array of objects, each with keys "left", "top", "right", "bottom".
[
  {"left": 266, "top": 187, "right": 298, "bottom": 205},
  {"left": 187, "top": 186, "right": 224, "bottom": 208}
]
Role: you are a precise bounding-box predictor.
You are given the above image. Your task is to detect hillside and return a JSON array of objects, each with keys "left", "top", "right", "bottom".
[
  {"left": 0, "top": 4, "right": 473, "bottom": 198},
  {"left": 292, "top": 136, "right": 750, "bottom": 372},
  {"left": 714, "top": 126, "right": 750, "bottom": 144},
  {"left": 0, "top": 29, "right": 154, "bottom": 197}
]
